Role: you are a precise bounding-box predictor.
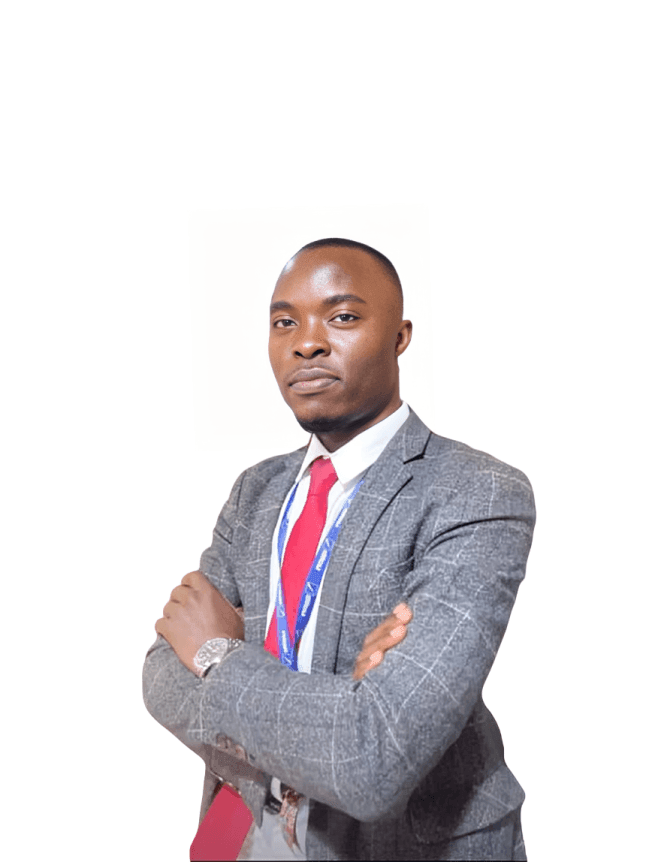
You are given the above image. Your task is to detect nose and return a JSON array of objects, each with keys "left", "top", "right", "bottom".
[{"left": 293, "top": 318, "right": 330, "bottom": 359}]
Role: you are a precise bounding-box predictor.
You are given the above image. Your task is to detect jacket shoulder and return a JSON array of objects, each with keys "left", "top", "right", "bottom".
[
  {"left": 400, "top": 410, "right": 532, "bottom": 489},
  {"left": 225, "top": 446, "right": 306, "bottom": 510},
  {"left": 421, "top": 430, "right": 533, "bottom": 494},
  {"left": 238, "top": 446, "right": 306, "bottom": 483}
]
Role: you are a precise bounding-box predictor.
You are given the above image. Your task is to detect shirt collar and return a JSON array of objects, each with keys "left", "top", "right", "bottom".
[{"left": 297, "top": 401, "right": 410, "bottom": 489}]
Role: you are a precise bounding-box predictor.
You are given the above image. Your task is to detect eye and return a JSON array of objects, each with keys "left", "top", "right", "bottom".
[
  {"left": 332, "top": 313, "right": 359, "bottom": 323},
  {"left": 273, "top": 318, "right": 296, "bottom": 328}
]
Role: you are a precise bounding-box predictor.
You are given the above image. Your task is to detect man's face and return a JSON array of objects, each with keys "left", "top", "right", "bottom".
[{"left": 268, "top": 247, "right": 412, "bottom": 450}]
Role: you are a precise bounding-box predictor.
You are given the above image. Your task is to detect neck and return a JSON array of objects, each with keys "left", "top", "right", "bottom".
[{"left": 314, "top": 395, "right": 402, "bottom": 452}]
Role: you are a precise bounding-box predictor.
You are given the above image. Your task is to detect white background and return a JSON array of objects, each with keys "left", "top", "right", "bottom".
[{"left": 2, "top": 3, "right": 650, "bottom": 860}]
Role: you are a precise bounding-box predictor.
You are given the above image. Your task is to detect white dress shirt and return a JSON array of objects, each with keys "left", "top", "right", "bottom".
[{"left": 239, "top": 402, "right": 410, "bottom": 861}]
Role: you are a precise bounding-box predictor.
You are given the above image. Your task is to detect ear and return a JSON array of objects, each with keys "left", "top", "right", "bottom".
[{"left": 395, "top": 320, "right": 412, "bottom": 357}]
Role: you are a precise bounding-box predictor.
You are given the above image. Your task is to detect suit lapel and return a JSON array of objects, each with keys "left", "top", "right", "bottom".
[{"left": 311, "top": 411, "right": 431, "bottom": 673}]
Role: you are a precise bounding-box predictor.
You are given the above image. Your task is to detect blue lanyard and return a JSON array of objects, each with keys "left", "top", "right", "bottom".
[{"left": 275, "top": 477, "right": 364, "bottom": 670}]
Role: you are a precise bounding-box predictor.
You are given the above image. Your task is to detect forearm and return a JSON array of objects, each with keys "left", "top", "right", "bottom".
[
  {"left": 143, "top": 634, "right": 273, "bottom": 795},
  {"left": 142, "top": 635, "right": 206, "bottom": 756}
]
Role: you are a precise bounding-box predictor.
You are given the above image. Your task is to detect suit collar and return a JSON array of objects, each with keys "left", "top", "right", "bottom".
[{"left": 389, "top": 406, "right": 432, "bottom": 464}]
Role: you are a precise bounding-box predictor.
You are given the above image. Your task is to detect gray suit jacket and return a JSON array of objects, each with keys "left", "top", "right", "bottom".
[{"left": 143, "top": 410, "right": 535, "bottom": 860}]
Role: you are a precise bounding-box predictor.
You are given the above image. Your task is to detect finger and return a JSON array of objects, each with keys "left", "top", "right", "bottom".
[
  {"left": 181, "top": 570, "right": 204, "bottom": 587},
  {"left": 361, "top": 616, "right": 398, "bottom": 649},
  {"left": 392, "top": 602, "right": 413, "bottom": 623},
  {"left": 353, "top": 605, "right": 412, "bottom": 680},
  {"left": 356, "top": 621, "right": 409, "bottom": 667},
  {"left": 155, "top": 617, "right": 168, "bottom": 637},
  {"left": 358, "top": 628, "right": 406, "bottom": 664},
  {"left": 367, "top": 622, "right": 407, "bottom": 650},
  {"left": 352, "top": 648, "right": 385, "bottom": 681},
  {"left": 169, "top": 584, "right": 190, "bottom": 604},
  {"left": 162, "top": 600, "right": 183, "bottom": 620},
  {"left": 170, "top": 584, "right": 192, "bottom": 604},
  {"left": 364, "top": 603, "right": 412, "bottom": 643},
  {"left": 362, "top": 613, "right": 410, "bottom": 652}
]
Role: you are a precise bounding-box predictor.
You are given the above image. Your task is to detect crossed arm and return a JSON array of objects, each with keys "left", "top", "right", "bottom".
[
  {"left": 153, "top": 569, "right": 412, "bottom": 682},
  {"left": 144, "top": 466, "right": 535, "bottom": 822}
]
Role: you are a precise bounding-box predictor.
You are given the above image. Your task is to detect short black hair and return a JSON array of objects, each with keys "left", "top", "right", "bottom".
[{"left": 295, "top": 237, "right": 403, "bottom": 305}]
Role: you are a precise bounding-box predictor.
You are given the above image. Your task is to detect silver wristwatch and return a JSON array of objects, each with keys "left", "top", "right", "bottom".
[{"left": 193, "top": 638, "right": 242, "bottom": 677}]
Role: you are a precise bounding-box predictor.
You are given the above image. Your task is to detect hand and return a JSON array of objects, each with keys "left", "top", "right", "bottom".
[
  {"left": 352, "top": 602, "right": 412, "bottom": 680},
  {"left": 155, "top": 570, "right": 244, "bottom": 675}
]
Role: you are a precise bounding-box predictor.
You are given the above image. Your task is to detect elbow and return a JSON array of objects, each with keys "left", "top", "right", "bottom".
[
  {"left": 349, "top": 799, "right": 406, "bottom": 824},
  {"left": 141, "top": 638, "right": 181, "bottom": 728},
  {"left": 141, "top": 639, "right": 209, "bottom": 765},
  {"left": 142, "top": 652, "right": 165, "bottom": 725}
]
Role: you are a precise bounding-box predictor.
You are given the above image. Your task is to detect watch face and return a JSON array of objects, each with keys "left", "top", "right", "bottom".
[{"left": 196, "top": 639, "right": 228, "bottom": 669}]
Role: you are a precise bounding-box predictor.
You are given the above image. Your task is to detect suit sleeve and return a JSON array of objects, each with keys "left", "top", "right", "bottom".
[
  {"left": 144, "top": 464, "right": 535, "bottom": 822},
  {"left": 142, "top": 470, "right": 245, "bottom": 760}
]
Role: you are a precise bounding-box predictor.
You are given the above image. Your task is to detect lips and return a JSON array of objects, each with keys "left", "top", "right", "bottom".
[{"left": 288, "top": 367, "right": 339, "bottom": 392}]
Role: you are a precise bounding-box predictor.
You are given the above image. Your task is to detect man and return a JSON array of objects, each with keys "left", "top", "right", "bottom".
[{"left": 143, "top": 238, "right": 535, "bottom": 861}]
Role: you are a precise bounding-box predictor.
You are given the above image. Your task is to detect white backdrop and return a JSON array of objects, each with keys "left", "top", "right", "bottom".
[{"left": 2, "top": 3, "right": 650, "bottom": 861}]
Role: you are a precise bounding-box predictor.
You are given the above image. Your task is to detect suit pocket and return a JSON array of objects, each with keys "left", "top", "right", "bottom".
[{"left": 214, "top": 512, "right": 233, "bottom": 544}]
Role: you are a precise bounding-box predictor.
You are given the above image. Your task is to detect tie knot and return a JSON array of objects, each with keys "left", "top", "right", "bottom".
[{"left": 307, "top": 457, "right": 338, "bottom": 498}]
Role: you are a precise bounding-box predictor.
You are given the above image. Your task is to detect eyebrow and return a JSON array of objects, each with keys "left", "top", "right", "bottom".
[
  {"left": 270, "top": 293, "right": 368, "bottom": 314},
  {"left": 324, "top": 293, "right": 367, "bottom": 306}
]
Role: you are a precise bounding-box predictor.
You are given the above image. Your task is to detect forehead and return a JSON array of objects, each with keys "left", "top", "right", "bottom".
[{"left": 272, "top": 247, "right": 395, "bottom": 307}]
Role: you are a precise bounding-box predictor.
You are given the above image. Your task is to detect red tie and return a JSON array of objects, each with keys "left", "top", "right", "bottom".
[
  {"left": 265, "top": 457, "right": 338, "bottom": 656},
  {"left": 190, "top": 457, "right": 337, "bottom": 861}
]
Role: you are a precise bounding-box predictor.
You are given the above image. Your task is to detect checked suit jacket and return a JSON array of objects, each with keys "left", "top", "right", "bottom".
[{"left": 143, "top": 410, "right": 536, "bottom": 860}]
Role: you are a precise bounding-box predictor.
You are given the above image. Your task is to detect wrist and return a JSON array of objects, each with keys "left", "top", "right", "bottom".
[{"left": 193, "top": 637, "right": 242, "bottom": 677}]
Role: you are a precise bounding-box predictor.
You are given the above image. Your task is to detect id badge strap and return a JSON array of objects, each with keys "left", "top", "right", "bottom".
[{"left": 275, "top": 478, "right": 364, "bottom": 669}]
